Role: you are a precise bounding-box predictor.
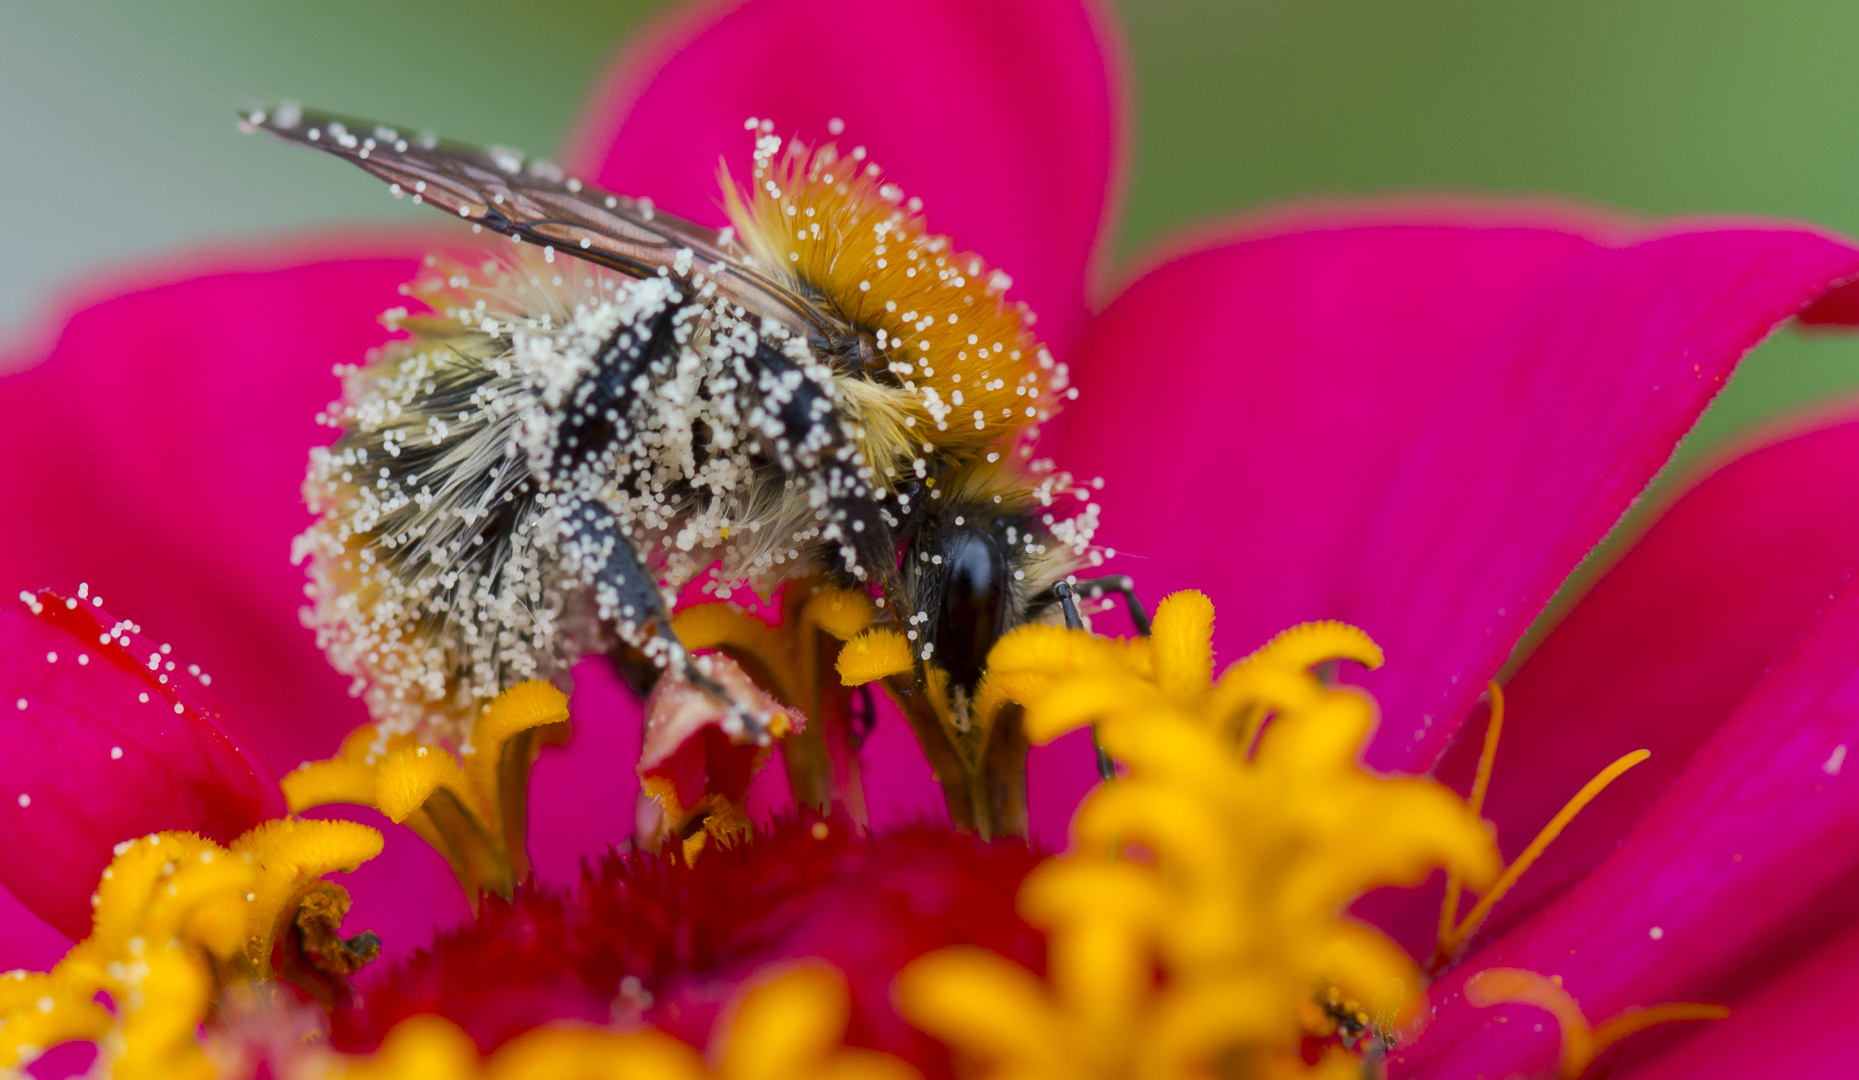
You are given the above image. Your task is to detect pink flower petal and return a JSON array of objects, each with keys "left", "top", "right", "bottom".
[
  {"left": 1052, "top": 206, "right": 1859, "bottom": 782},
  {"left": 0, "top": 886, "right": 67, "bottom": 973},
  {"left": 0, "top": 591, "right": 280, "bottom": 940},
  {"left": 525, "top": 657, "right": 646, "bottom": 886},
  {"left": 1610, "top": 917, "right": 1859, "bottom": 1078},
  {"left": 564, "top": 0, "right": 1123, "bottom": 362},
  {"left": 1428, "top": 413, "right": 1859, "bottom": 949},
  {"left": 0, "top": 243, "right": 431, "bottom": 777},
  {"left": 1392, "top": 574, "right": 1859, "bottom": 1080}
]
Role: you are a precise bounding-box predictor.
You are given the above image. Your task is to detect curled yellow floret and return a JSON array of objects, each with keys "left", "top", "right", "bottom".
[
  {"left": 896, "top": 592, "right": 1500, "bottom": 1079},
  {"left": 282, "top": 680, "right": 568, "bottom": 906},
  {"left": 307, "top": 964, "right": 920, "bottom": 1080},
  {"left": 0, "top": 819, "right": 382, "bottom": 1079}
]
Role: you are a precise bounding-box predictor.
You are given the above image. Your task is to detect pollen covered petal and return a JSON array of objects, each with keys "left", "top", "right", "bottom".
[
  {"left": 0, "top": 591, "right": 279, "bottom": 941},
  {"left": 0, "top": 253, "right": 432, "bottom": 785}
]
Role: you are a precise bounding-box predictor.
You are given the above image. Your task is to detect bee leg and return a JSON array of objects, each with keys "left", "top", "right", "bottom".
[
  {"left": 1032, "top": 575, "right": 1151, "bottom": 637},
  {"left": 1051, "top": 582, "right": 1117, "bottom": 783},
  {"left": 579, "top": 515, "right": 775, "bottom": 743},
  {"left": 1075, "top": 575, "right": 1151, "bottom": 636}
]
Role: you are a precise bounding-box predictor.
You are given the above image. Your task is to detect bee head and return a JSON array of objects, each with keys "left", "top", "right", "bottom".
[{"left": 899, "top": 500, "right": 1026, "bottom": 696}]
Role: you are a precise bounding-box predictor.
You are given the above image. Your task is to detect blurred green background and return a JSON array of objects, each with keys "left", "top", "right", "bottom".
[{"left": 6, "top": 0, "right": 1858, "bottom": 597}]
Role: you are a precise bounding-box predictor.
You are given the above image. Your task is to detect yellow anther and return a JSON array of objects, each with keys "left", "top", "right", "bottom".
[{"left": 232, "top": 819, "right": 384, "bottom": 971}]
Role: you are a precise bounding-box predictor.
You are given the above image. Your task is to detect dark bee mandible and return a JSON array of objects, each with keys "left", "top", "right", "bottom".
[{"left": 248, "top": 103, "right": 1116, "bottom": 748}]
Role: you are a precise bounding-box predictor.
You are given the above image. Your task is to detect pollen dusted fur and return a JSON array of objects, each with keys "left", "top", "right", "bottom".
[{"left": 283, "top": 112, "right": 1101, "bottom": 746}]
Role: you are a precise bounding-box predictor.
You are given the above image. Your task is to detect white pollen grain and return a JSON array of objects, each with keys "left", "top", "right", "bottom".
[
  {"left": 173, "top": 703, "right": 184, "bottom": 715},
  {"left": 16, "top": 794, "right": 28, "bottom": 808},
  {"left": 138, "top": 693, "right": 149, "bottom": 704},
  {"left": 1649, "top": 926, "right": 1664, "bottom": 940},
  {"left": 45, "top": 652, "right": 56, "bottom": 663},
  {"left": 1824, "top": 744, "right": 1847, "bottom": 776},
  {"left": 111, "top": 747, "right": 123, "bottom": 760},
  {"left": 13, "top": 699, "right": 23, "bottom": 711}
]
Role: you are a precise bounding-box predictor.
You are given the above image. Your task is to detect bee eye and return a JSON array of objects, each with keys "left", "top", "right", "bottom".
[{"left": 935, "top": 529, "right": 1008, "bottom": 691}]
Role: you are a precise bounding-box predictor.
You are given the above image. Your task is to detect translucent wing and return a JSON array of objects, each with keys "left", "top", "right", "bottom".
[{"left": 242, "top": 102, "right": 825, "bottom": 337}]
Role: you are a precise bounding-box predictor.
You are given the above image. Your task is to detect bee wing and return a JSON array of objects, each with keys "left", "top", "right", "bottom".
[{"left": 242, "top": 102, "right": 824, "bottom": 336}]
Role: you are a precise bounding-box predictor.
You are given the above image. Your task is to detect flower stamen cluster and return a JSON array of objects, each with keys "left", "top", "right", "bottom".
[
  {"left": 894, "top": 591, "right": 1502, "bottom": 1078},
  {"left": 0, "top": 819, "right": 382, "bottom": 1079}
]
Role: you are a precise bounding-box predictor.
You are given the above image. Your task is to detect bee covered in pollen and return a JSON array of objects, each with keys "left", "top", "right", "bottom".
[{"left": 246, "top": 103, "right": 1121, "bottom": 824}]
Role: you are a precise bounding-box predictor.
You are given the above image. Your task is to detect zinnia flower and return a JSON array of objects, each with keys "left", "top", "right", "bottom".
[{"left": 7, "top": 0, "right": 1859, "bottom": 1077}]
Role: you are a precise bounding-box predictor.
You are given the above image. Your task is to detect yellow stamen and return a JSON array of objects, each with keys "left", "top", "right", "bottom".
[
  {"left": 1439, "top": 747, "right": 1651, "bottom": 962},
  {"left": 1439, "top": 681, "right": 1506, "bottom": 947},
  {"left": 282, "top": 680, "right": 568, "bottom": 906},
  {"left": 0, "top": 820, "right": 382, "bottom": 1078},
  {"left": 1466, "top": 967, "right": 1727, "bottom": 1079}
]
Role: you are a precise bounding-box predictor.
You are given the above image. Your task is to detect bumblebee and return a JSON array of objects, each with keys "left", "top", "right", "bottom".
[{"left": 247, "top": 104, "right": 1116, "bottom": 771}]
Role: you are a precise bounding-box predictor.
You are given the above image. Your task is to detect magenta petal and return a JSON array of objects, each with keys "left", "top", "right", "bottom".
[
  {"left": 0, "top": 244, "right": 433, "bottom": 777},
  {"left": 1420, "top": 415, "right": 1859, "bottom": 950},
  {"left": 1612, "top": 918, "right": 1859, "bottom": 1079},
  {"left": 564, "top": 0, "right": 1122, "bottom": 362},
  {"left": 0, "top": 591, "right": 280, "bottom": 940},
  {"left": 526, "top": 657, "right": 645, "bottom": 885},
  {"left": 1391, "top": 577, "right": 1859, "bottom": 1080},
  {"left": 0, "top": 886, "right": 69, "bottom": 973},
  {"left": 1054, "top": 208, "right": 1859, "bottom": 773}
]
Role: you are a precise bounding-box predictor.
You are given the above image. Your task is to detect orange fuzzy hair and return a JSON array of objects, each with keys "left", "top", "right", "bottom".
[{"left": 722, "top": 129, "right": 1067, "bottom": 477}]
